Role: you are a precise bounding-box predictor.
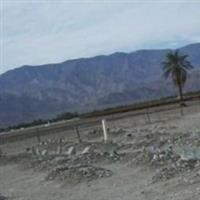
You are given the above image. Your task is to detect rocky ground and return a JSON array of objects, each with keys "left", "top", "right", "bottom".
[{"left": 0, "top": 105, "right": 200, "bottom": 200}]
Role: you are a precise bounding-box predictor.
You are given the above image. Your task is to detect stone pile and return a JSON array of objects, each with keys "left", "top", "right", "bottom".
[
  {"left": 152, "top": 160, "right": 200, "bottom": 182},
  {"left": 109, "top": 128, "right": 127, "bottom": 136},
  {"left": 133, "top": 128, "right": 200, "bottom": 183},
  {"left": 29, "top": 141, "right": 121, "bottom": 182},
  {"left": 27, "top": 126, "right": 200, "bottom": 183},
  {"left": 46, "top": 164, "right": 112, "bottom": 182}
]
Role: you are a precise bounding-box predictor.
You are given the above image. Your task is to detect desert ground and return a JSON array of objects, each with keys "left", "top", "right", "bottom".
[{"left": 0, "top": 100, "right": 200, "bottom": 200}]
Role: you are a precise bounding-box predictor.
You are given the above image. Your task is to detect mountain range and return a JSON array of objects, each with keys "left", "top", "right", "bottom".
[{"left": 0, "top": 43, "right": 200, "bottom": 127}]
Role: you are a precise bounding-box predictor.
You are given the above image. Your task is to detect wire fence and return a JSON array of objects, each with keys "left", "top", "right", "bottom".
[{"left": 0, "top": 98, "right": 200, "bottom": 146}]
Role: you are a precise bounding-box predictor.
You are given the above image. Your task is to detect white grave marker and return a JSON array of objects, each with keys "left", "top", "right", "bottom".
[{"left": 102, "top": 119, "right": 108, "bottom": 143}]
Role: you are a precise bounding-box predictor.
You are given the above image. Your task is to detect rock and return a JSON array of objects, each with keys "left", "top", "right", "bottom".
[
  {"left": 41, "top": 149, "right": 48, "bottom": 156},
  {"left": 67, "top": 146, "right": 76, "bottom": 157},
  {"left": 82, "top": 146, "right": 91, "bottom": 154},
  {"left": 152, "top": 154, "right": 158, "bottom": 161},
  {"left": 47, "top": 139, "right": 52, "bottom": 143},
  {"left": 126, "top": 133, "right": 132, "bottom": 137},
  {"left": 51, "top": 156, "right": 67, "bottom": 165},
  {"left": 88, "top": 128, "right": 101, "bottom": 136},
  {"left": 26, "top": 147, "right": 31, "bottom": 152},
  {"left": 35, "top": 148, "right": 41, "bottom": 156},
  {"left": 43, "top": 141, "right": 48, "bottom": 145}
]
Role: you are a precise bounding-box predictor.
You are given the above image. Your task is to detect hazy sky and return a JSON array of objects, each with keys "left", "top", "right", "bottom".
[{"left": 1, "top": 0, "right": 200, "bottom": 74}]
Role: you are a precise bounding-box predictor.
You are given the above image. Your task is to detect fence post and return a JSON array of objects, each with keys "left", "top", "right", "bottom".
[
  {"left": 36, "top": 128, "right": 41, "bottom": 143},
  {"left": 146, "top": 108, "right": 151, "bottom": 123},
  {"left": 75, "top": 126, "right": 82, "bottom": 143},
  {"left": 102, "top": 119, "right": 108, "bottom": 143},
  {"left": 111, "top": 115, "right": 116, "bottom": 129}
]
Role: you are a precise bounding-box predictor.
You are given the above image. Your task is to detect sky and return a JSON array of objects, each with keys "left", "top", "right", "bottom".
[{"left": 0, "top": 0, "right": 200, "bottom": 74}]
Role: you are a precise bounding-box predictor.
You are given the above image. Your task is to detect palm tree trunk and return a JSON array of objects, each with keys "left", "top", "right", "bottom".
[
  {"left": 177, "top": 83, "right": 184, "bottom": 116},
  {"left": 177, "top": 83, "right": 183, "bottom": 102}
]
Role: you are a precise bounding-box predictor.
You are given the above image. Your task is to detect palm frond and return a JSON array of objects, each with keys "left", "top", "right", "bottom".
[
  {"left": 161, "top": 50, "right": 194, "bottom": 85},
  {"left": 181, "top": 60, "right": 194, "bottom": 70},
  {"left": 163, "top": 68, "right": 171, "bottom": 79}
]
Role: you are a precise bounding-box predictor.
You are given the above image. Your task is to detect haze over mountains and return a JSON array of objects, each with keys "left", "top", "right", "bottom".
[{"left": 0, "top": 43, "right": 200, "bottom": 127}]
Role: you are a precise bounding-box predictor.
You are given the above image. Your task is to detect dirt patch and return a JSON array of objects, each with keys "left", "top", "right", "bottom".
[{"left": 1, "top": 110, "right": 200, "bottom": 200}]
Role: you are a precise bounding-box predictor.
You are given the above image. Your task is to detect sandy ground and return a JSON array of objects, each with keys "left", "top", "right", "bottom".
[{"left": 0, "top": 103, "right": 200, "bottom": 200}]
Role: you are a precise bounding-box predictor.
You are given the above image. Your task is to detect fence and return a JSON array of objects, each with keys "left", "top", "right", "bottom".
[{"left": 0, "top": 97, "right": 200, "bottom": 145}]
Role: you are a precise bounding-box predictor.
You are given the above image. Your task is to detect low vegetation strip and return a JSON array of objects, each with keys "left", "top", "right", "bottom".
[{"left": 83, "top": 92, "right": 200, "bottom": 118}]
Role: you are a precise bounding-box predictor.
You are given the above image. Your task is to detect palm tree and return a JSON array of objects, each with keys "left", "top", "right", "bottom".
[{"left": 162, "top": 50, "right": 193, "bottom": 104}]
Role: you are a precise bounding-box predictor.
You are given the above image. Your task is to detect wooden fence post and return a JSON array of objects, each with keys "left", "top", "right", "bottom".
[{"left": 75, "top": 126, "right": 82, "bottom": 143}]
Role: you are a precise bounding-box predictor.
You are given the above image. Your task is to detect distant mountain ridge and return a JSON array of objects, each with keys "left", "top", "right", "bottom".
[{"left": 0, "top": 43, "right": 200, "bottom": 127}]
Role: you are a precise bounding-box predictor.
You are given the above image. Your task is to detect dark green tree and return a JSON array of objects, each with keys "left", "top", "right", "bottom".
[{"left": 162, "top": 50, "right": 193, "bottom": 104}]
